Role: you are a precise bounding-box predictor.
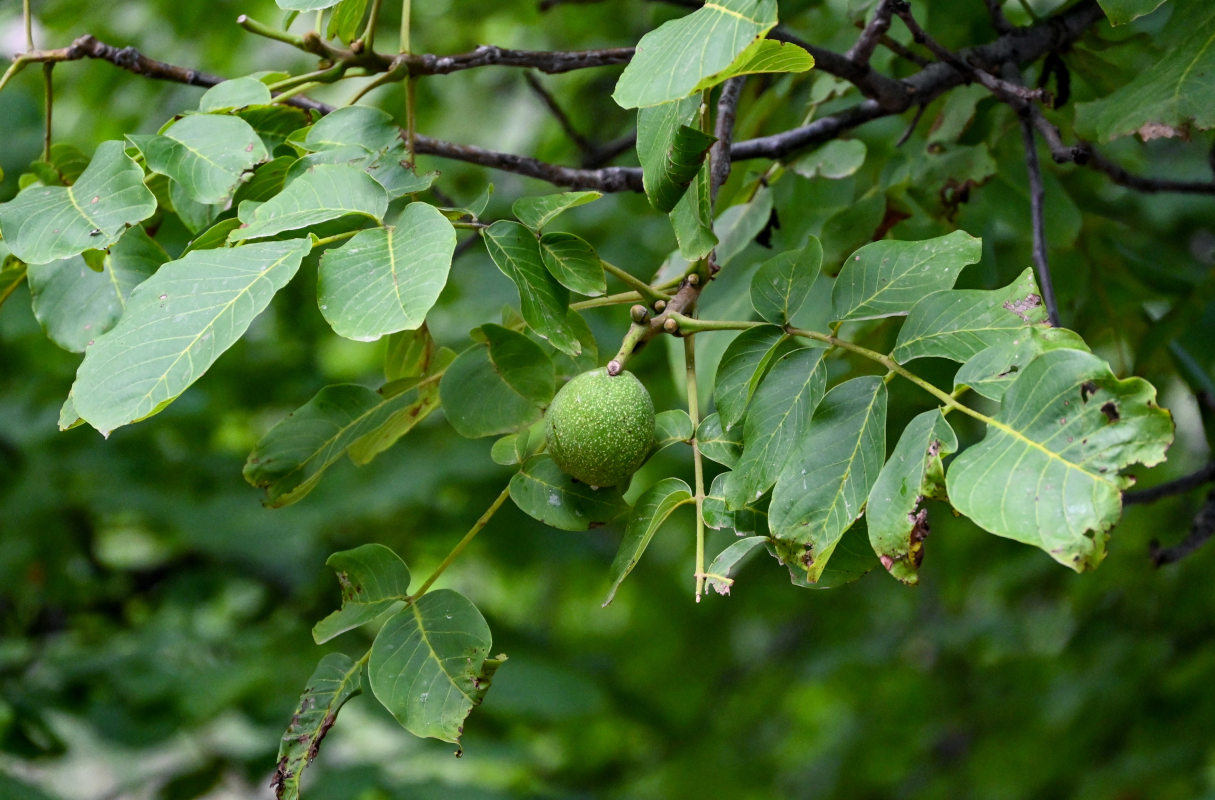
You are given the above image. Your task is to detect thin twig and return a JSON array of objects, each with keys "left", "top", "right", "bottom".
[
  {"left": 1020, "top": 114, "right": 1061, "bottom": 326},
  {"left": 847, "top": 0, "right": 898, "bottom": 65},
  {"left": 523, "top": 72, "right": 595, "bottom": 154},
  {"left": 1125, "top": 462, "right": 1215, "bottom": 505},
  {"left": 1150, "top": 489, "right": 1215, "bottom": 566}
]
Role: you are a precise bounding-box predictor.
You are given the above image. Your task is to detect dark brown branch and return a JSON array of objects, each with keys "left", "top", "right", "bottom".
[
  {"left": 1126, "top": 462, "right": 1215, "bottom": 505},
  {"left": 711, "top": 76, "right": 745, "bottom": 205},
  {"left": 402, "top": 45, "right": 634, "bottom": 76},
  {"left": 412, "top": 133, "right": 643, "bottom": 191},
  {"left": 1020, "top": 114, "right": 1061, "bottom": 326},
  {"left": 1150, "top": 489, "right": 1215, "bottom": 566}
]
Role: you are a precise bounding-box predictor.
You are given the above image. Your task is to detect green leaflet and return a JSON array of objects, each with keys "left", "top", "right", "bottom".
[
  {"left": 946, "top": 349, "right": 1173, "bottom": 571},
  {"left": 865, "top": 409, "right": 958, "bottom": 585},
  {"left": 509, "top": 455, "right": 628, "bottom": 531},
  {"left": 245, "top": 378, "right": 441, "bottom": 507},
  {"left": 1076, "top": 0, "right": 1214, "bottom": 140},
  {"left": 272, "top": 653, "right": 363, "bottom": 800},
  {"left": 312, "top": 544, "right": 413, "bottom": 644},
  {"left": 769, "top": 376, "right": 887, "bottom": 583},
  {"left": 892, "top": 268, "right": 1048, "bottom": 364},
  {"left": 72, "top": 239, "right": 311, "bottom": 435},
  {"left": 481, "top": 221, "right": 581, "bottom": 356},
  {"left": 368, "top": 589, "right": 503, "bottom": 743},
  {"left": 318, "top": 202, "right": 456, "bottom": 342},
  {"left": 0, "top": 140, "right": 157, "bottom": 265},
  {"left": 612, "top": 0, "right": 778, "bottom": 108},
  {"left": 603, "top": 478, "right": 694, "bottom": 605},
  {"left": 439, "top": 324, "right": 554, "bottom": 439},
  {"left": 831, "top": 230, "right": 982, "bottom": 321}
]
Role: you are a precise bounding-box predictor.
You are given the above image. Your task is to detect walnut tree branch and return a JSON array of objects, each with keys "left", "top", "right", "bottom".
[
  {"left": 1020, "top": 114, "right": 1061, "bottom": 326},
  {"left": 1149, "top": 489, "right": 1215, "bottom": 566}
]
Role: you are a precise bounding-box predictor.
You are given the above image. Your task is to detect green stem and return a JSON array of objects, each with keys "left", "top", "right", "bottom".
[
  {"left": 268, "top": 63, "right": 347, "bottom": 93},
  {"left": 23, "top": 0, "right": 33, "bottom": 50},
  {"left": 400, "top": 0, "right": 412, "bottom": 54},
  {"left": 684, "top": 335, "right": 708, "bottom": 602},
  {"left": 608, "top": 321, "right": 652, "bottom": 372},
  {"left": 571, "top": 290, "right": 644, "bottom": 311},
  {"left": 409, "top": 485, "right": 511, "bottom": 600},
  {"left": 362, "top": 0, "right": 385, "bottom": 50},
  {"left": 311, "top": 230, "right": 361, "bottom": 248},
  {"left": 0, "top": 271, "right": 27, "bottom": 308},
  {"left": 41, "top": 63, "right": 52, "bottom": 162},
  {"left": 0, "top": 58, "right": 29, "bottom": 95},
  {"left": 601, "top": 260, "right": 669, "bottom": 303},
  {"left": 787, "top": 327, "right": 998, "bottom": 427},
  {"left": 237, "top": 14, "right": 309, "bottom": 49},
  {"left": 666, "top": 312, "right": 761, "bottom": 334}
]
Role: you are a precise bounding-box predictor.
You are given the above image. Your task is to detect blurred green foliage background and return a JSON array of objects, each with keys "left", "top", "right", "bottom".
[{"left": 3, "top": 0, "right": 1215, "bottom": 798}]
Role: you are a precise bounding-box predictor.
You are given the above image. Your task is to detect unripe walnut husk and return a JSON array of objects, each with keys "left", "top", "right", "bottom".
[{"left": 545, "top": 368, "right": 655, "bottom": 488}]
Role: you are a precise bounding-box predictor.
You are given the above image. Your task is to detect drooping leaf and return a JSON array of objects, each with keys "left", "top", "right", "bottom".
[
  {"left": 198, "top": 77, "right": 272, "bottom": 111},
  {"left": 27, "top": 226, "right": 163, "bottom": 353},
  {"left": 348, "top": 362, "right": 449, "bottom": 465},
  {"left": 769, "top": 376, "right": 887, "bottom": 583},
  {"left": 697, "top": 412, "right": 743, "bottom": 467},
  {"left": 749, "top": 236, "right": 823, "bottom": 324},
  {"left": 245, "top": 379, "right": 440, "bottom": 507},
  {"left": 669, "top": 160, "right": 717, "bottom": 260},
  {"left": 71, "top": 239, "right": 310, "bottom": 435},
  {"left": 727, "top": 347, "right": 827, "bottom": 509},
  {"left": 509, "top": 455, "right": 628, "bottom": 531},
  {"left": 704, "top": 536, "right": 768, "bottom": 596},
  {"left": 287, "top": 143, "right": 434, "bottom": 199},
  {"left": 439, "top": 324, "right": 554, "bottom": 438},
  {"left": 512, "top": 191, "right": 602, "bottom": 231},
  {"left": 866, "top": 409, "right": 958, "bottom": 585},
  {"left": 368, "top": 590, "right": 500, "bottom": 743},
  {"left": 143, "top": 115, "right": 269, "bottom": 204},
  {"left": 954, "top": 326, "right": 1091, "bottom": 401},
  {"left": 831, "top": 230, "right": 983, "bottom": 321},
  {"left": 891, "top": 268, "right": 1048, "bottom": 364},
  {"left": 612, "top": 0, "right": 778, "bottom": 108},
  {"left": 0, "top": 140, "right": 157, "bottom": 265},
  {"left": 690, "top": 37, "right": 814, "bottom": 93},
  {"left": 271, "top": 653, "right": 363, "bottom": 800},
  {"left": 312, "top": 544, "right": 412, "bottom": 644},
  {"left": 538, "top": 232, "right": 607, "bottom": 296},
  {"left": 946, "top": 349, "right": 1173, "bottom": 571},
  {"left": 481, "top": 221, "right": 580, "bottom": 356},
  {"left": 318, "top": 202, "right": 456, "bottom": 341},
  {"left": 1076, "top": 0, "right": 1215, "bottom": 140},
  {"left": 603, "top": 478, "right": 693, "bottom": 605},
  {"left": 229, "top": 164, "right": 388, "bottom": 241},
  {"left": 637, "top": 95, "right": 702, "bottom": 213},
  {"left": 649, "top": 125, "right": 717, "bottom": 214},
  {"left": 167, "top": 179, "right": 219, "bottom": 233},
  {"left": 712, "top": 325, "right": 794, "bottom": 430}
]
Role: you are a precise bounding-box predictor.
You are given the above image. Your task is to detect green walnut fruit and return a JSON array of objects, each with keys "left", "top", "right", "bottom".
[{"left": 545, "top": 368, "right": 655, "bottom": 488}]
